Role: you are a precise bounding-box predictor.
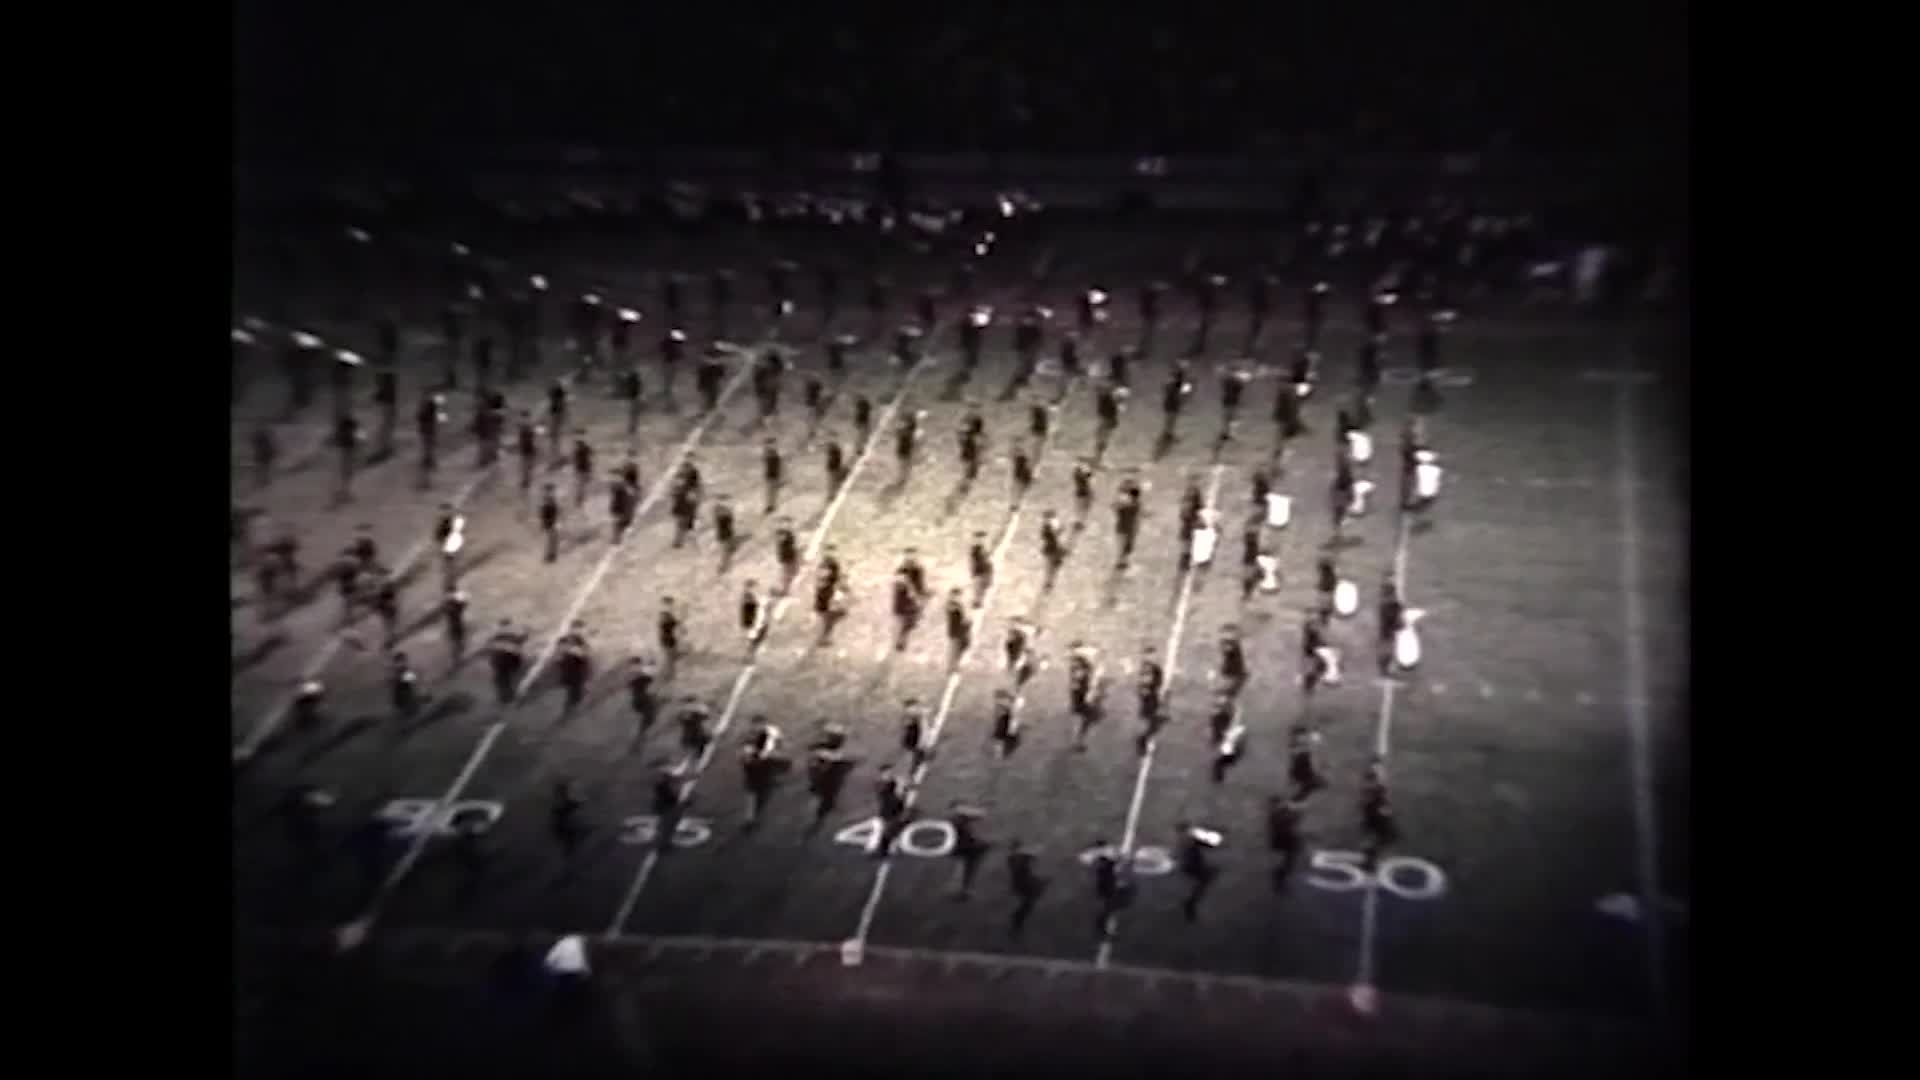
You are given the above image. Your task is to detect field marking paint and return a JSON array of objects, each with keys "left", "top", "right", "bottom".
[
  {"left": 1580, "top": 369, "right": 1657, "bottom": 385},
  {"left": 244, "top": 925, "right": 1654, "bottom": 1043},
  {"left": 845, "top": 379, "right": 1081, "bottom": 955},
  {"left": 336, "top": 355, "right": 759, "bottom": 947},
  {"left": 1094, "top": 462, "right": 1226, "bottom": 970},
  {"left": 233, "top": 256, "right": 665, "bottom": 764},
  {"left": 1614, "top": 348, "right": 1668, "bottom": 1021},
  {"left": 1352, "top": 496, "right": 1416, "bottom": 1003},
  {"left": 603, "top": 341, "right": 950, "bottom": 940}
]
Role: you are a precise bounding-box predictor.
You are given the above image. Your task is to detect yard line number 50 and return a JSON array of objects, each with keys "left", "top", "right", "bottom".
[
  {"left": 1075, "top": 845, "right": 1446, "bottom": 901},
  {"left": 835, "top": 818, "right": 1448, "bottom": 902}
]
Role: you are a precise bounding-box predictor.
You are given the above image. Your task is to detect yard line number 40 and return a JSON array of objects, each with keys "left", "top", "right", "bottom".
[{"left": 834, "top": 817, "right": 1449, "bottom": 901}]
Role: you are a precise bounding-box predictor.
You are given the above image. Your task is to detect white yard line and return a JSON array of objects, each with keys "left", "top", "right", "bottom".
[
  {"left": 1613, "top": 348, "right": 1668, "bottom": 1020},
  {"left": 245, "top": 924, "right": 1652, "bottom": 1041},
  {"left": 1093, "top": 462, "right": 1226, "bottom": 970},
  {"left": 231, "top": 339, "right": 655, "bottom": 764},
  {"left": 335, "top": 355, "right": 760, "bottom": 947},
  {"left": 1352, "top": 510, "right": 1414, "bottom": 1003},
  {"left": 601, "top": 352, "right": 940, "bottom": 939},
  {"left": 231, "top": 266, "right": 627, "bottom": 761},
  {"left": 233, "top": 464, "right": 496, "bottom": 765},
  {"left": 844, "top": 377, "right": 1082, "bottom": 956}
]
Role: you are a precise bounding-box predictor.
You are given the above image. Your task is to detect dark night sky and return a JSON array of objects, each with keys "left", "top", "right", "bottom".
[{"left": 235, "top": 2, "right": 1686, "bottom": 157}]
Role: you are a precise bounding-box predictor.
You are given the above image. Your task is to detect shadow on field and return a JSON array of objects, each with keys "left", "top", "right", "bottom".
[{"left": 233, "top": 633, "right": 288, "bottom": 677}]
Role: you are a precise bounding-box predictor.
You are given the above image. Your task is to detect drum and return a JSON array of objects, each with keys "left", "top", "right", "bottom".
[
  {"left": 1191, "top": 526, "right": 1218, "bottom": 567},
  {"left": 1393, "top": 610, "right": 1426, "bottom": 670},
  {"left": 1415, "top": 463, "right": 1442, "bottom": 500},
  {"left": 1346, "top": 430, "right": 1373, "bottom": 464},
  {"left": 1265, "top": 493, "right": 1292, "bottom": 528}
]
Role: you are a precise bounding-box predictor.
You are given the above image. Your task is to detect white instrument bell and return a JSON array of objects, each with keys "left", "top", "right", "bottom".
[
  {"left": 543, "top": 935, "right": 591, "bottom": 978},
  {"left": 1333, "top": 579, "right": 1359, "bottom": 617},
  {"left": 1348, "top": 479, "right": 1376, "bottom": 517},
  {"left": 1217, "top": 724, "right": 1246, "bottom": 759}
]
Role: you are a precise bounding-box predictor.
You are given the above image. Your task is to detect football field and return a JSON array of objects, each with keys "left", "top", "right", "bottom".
[{"left": 232, "top": 216, "right": 1687, "bottom": 1072}]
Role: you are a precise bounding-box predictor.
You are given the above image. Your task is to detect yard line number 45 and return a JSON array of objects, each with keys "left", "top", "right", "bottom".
[{"left": 834, "top": 817, "right": 1449, "bottom": 901}]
